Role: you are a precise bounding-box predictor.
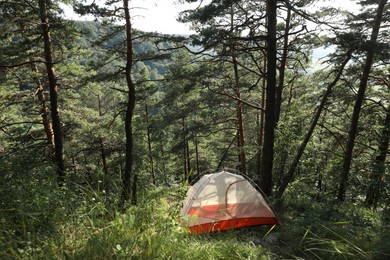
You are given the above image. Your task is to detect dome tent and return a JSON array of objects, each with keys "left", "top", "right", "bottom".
[{"left": 180, "top": 171, "right": 279, "bottom": 234}]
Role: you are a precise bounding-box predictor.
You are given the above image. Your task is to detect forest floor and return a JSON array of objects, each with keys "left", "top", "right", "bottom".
[{"left": 1, "top": 185, "right": 389, "bottom": 259}]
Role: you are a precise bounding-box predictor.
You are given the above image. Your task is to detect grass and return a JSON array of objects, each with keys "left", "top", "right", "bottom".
[
  {"left": 1, "top": 185, "right": 269, "bottom": 259},
  {"left": 274, "top": 191, "right": 390, "bottom": 259},
  {"left": 1, "top": 175, "right": 389, "bottom": 259}
]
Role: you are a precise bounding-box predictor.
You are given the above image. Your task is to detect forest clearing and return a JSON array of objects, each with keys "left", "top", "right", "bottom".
[{"left": 1, "top": 0, "right": 389, "bottom": 259}]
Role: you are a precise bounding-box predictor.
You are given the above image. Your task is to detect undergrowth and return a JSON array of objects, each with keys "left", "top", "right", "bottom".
[
  {"left": 1, "top": 181, "right": 268, "bottom": 259},
  {"left": 275, "top": 190, "right": 390, "bottom": 259},
  {"left": 1, "top": 168, "right": 389, "bottom": 259}
]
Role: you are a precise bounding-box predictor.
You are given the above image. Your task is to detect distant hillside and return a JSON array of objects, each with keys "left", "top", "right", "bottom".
[{"left": 74, "top": 20, "right": 172, "bottom": 75}]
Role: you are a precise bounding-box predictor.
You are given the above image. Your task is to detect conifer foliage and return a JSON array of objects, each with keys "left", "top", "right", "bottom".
[{"left": 0, "top": 0, "right": 389, "bottom": 258}]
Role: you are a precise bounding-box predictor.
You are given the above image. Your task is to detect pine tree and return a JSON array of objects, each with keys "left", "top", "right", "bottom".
[{"left": 338, "top": 0, "right": 388, "bottom": 201}]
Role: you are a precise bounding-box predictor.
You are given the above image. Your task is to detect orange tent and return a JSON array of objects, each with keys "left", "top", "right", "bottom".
[{"left": 180, "top": 171, "right": 279, "bottom": 234}]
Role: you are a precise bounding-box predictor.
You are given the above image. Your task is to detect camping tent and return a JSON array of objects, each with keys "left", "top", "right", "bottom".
[{"left": 180, "top": 171, "right": 279, "bottom": 234}]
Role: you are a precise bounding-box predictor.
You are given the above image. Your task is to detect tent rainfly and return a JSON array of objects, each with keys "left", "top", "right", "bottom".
[{"left": 180, "top": 171, "right": 279, "bottom": 234}]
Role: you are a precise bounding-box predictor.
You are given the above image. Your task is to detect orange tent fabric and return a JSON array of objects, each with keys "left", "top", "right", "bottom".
[{"left": 180, "top": 171, "right": 279, "bottom": 234}]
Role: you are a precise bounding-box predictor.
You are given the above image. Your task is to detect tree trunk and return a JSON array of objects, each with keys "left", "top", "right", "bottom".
[
  {"left": 71, "top": 155, "right": 78, "bottom": 175},
  {"left": 233, "top": 56, "right": 247, "bottom": 175},
  {"left": 229, "top": 6, "right": 247, "bottom": 175},
  {"left": 276, "top": 50, "right": 352, "bottom": 198},
  {"left": 186, "top": 137, "right": 191, "bottom": 178},
  {"left": 121, "top": 0, "right": 136, "bottom": 205},
  {"left": 365, "top": 106, "right": 390, "bottom": 207},
  {"left": 100, "top": 139, "right": 108, "bottom": 175},
  {"left": 256, "top": 56, "right": 266, "bottom": 182},
  {"left": 287, "top": 79, "right": 295, "bottom": 107},
  {"left": 337, "top": 0, "right": 387, "bottom": 201},
  {"left": 217, "top": 134, "right": 237, "bottom": 170},
  {"left": 194, "top": 133, "right": 200, "bottom": 177},
  {"left": 160, "top": 143, "right": 166, "bottom": 173},
  {"left": 31, "top": 63, "right": 55, "bottom": 159},
  {"left": 97, "top": 94, "right": 108, "bottom": 177},
  {"left": 259, "top": 0, "right": 277, "bottom": 196},
  {"left": 273, "top": 5, "right": 291, "bottom": 186},
  {"left": 145, "top": 102, "right": 156, "bottom": 185},
  {"left": 275, "top": 4, "right": 291, "bottom": 125},
  {"left": 316, "top": 110, "right": 328, "bottom": 200},
  {"left": 38, "top": 0, "right": 65, "bottom": 184},
  {"left": 182, "top": 116, "right": 189, "bottom": 183}
]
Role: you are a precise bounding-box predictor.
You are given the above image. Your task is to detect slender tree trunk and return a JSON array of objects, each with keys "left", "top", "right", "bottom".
[
  {"left": 256, "top": 56, "right": 267, "bottom": 181},
  {"left": 160, "top": 143, "right": 166, "bottom": 173},
  {"left": 31, "top": 63, "right": 55, "bottom": 159},
  {"left": 337, "top": 0, "right": 387, "bottom": 201},
  {"left": 316, "top": 110, "right": 328, "bottom": 200},
  {"left": 186, "top": 138, "right": 191, "bottom": 176},
  {"left": 273, "top": 6, "right": 291, "bottom": 186},
  {"left": 259, "top": 0, "right": 277, "bottom": 196},
  {"left": 217, "top": 134, "right": 237, "bottom": 170},
  {"left": 145, "top": 102, "right": 156, "bottom": 185},
  {"left": 97, "top": 94, "right": 108, "bottom": 177},
  {"left": 276, "top": 50, "right": 352, "bottom": 198},
  {"left": 182, "top": 116, "right": 188, "bottom": 183},
  {"left": 275, "top": 5, "right": 291, "bottom": 125},
  {"left": 100, "top": 139, "right": 108, "bottom": 174},
  {"left": 233, "top": 56, "right": 247, "bottom": 175},
  {"left": 121, "top": 0, "right": 136, "bottom": 205},
  {"left": 194, "top": 133, "right": 200, "bottom": 177},
  {"left": 38, "top": 0, "right": 65, "bottom": 184},
  {"left": 97, "top": 94, "right": 109, "bottom": 192},
  {"left": 287, "top": 80, "right": 295, "bottom": 107},
  {"left": 71, "top": 155, "right": 77, "bottom": 175},
  {"left": 229, "top": 6, "right": 247, "bottom": 175},
  {"left": 365, "top": 106, "right": 390, "bottom": 207}
]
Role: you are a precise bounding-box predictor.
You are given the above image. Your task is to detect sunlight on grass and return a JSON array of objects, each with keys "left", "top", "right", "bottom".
[
  {"left": 28, "top": 187, "right": 268, "bottom": 259},
  {"left": 1, "top": 182, "right": 389, "bottom": 259}
]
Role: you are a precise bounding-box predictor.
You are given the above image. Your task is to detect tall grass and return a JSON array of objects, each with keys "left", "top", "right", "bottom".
[
  {"left": 1, "top": 168, "right": 389, "bottom": 259},
  {"left": 276, "top": 191, "right": 390, "bottom": 259},
  {"left": 2, "top": 184, "right": 268, "bottom": 259}
]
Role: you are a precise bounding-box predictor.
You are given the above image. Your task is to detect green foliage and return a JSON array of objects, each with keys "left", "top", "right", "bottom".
[
  {"left": 1, "top": 186, "right": 270, "bottom": 259},
  {"left": 275, "top": 191, "right": 390, "bottom": 259},
  {"left": 0, "top": 155, "right": 57, "bottom": 258},
  {"left": 1, "top": 0, "right": 390, "bottom": 257},
  {"left": 2, "top": 178, "right": 388, "bottom": 259}
]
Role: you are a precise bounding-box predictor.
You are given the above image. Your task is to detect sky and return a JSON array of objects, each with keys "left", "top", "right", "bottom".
[
  {"left": 60, "top": 0, "right": 199, "bottom": 35},
  {"left": 130, "top": 0, "right": 359, "bottom": 34},
  {"left": 61, "top": 0, "right": 360, "bottom": 35},
  {"left": 131, "top": 0, "right": 198, "bottom": 34}
]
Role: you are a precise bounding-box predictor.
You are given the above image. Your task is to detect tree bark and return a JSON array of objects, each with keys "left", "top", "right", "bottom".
[
  {"left": 276, "top": 50, "right": 352, "bottom": 198},
  {"left": 233, "top": 55, "right": 247, "bottom": 175},
  {"left": 100, "top": 138, "right": 108, "bottom": 176},
  {"left": 182, "top": 116, "right": 189, "bottom": 183},
  {"left": 259, "top": 0, "right": 277, "bottom": 196},
  {"left": 229, "top": 6, "right": 247, "bottom": 175},
  {"left": 275, "top": 4, "right": 291, "bottom": 125},
  {"left": 31, "top": 63, "right": 55, "bottom": 159},
  {"left": 337, "top": 0, "right": 387, "bottom": 201},
  {"left": 275, "top": 5, "right": 293, "bottom": 186},
  {"left": 71, "top": 155, "right": 78, "bottom": 175},
  {"left": 194, "top": 133, "right": 200, "bottom": 177},
  {"left": 217, "top": 134, "right": 237, "bottom": 170},
  {"left": 256, "top": 56, "right": 266, "bottom": 182},
  {"left": 186, "top": 137, "right": 191, "bottom": 178},
  {"left": 97, "top": 94, "right": 108, "bottom": 177},
  {"left": 273, "top": 5, "right": 291, "bottom": 188},
  {"left": 38, "top": 0, "right": 65, "bottom": 184},
  {"left": 121, "top": 0, "right": 137, "bottom": 205},
  {"left": 145, "top": 102, "right": 156, "bottom": 185}
]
